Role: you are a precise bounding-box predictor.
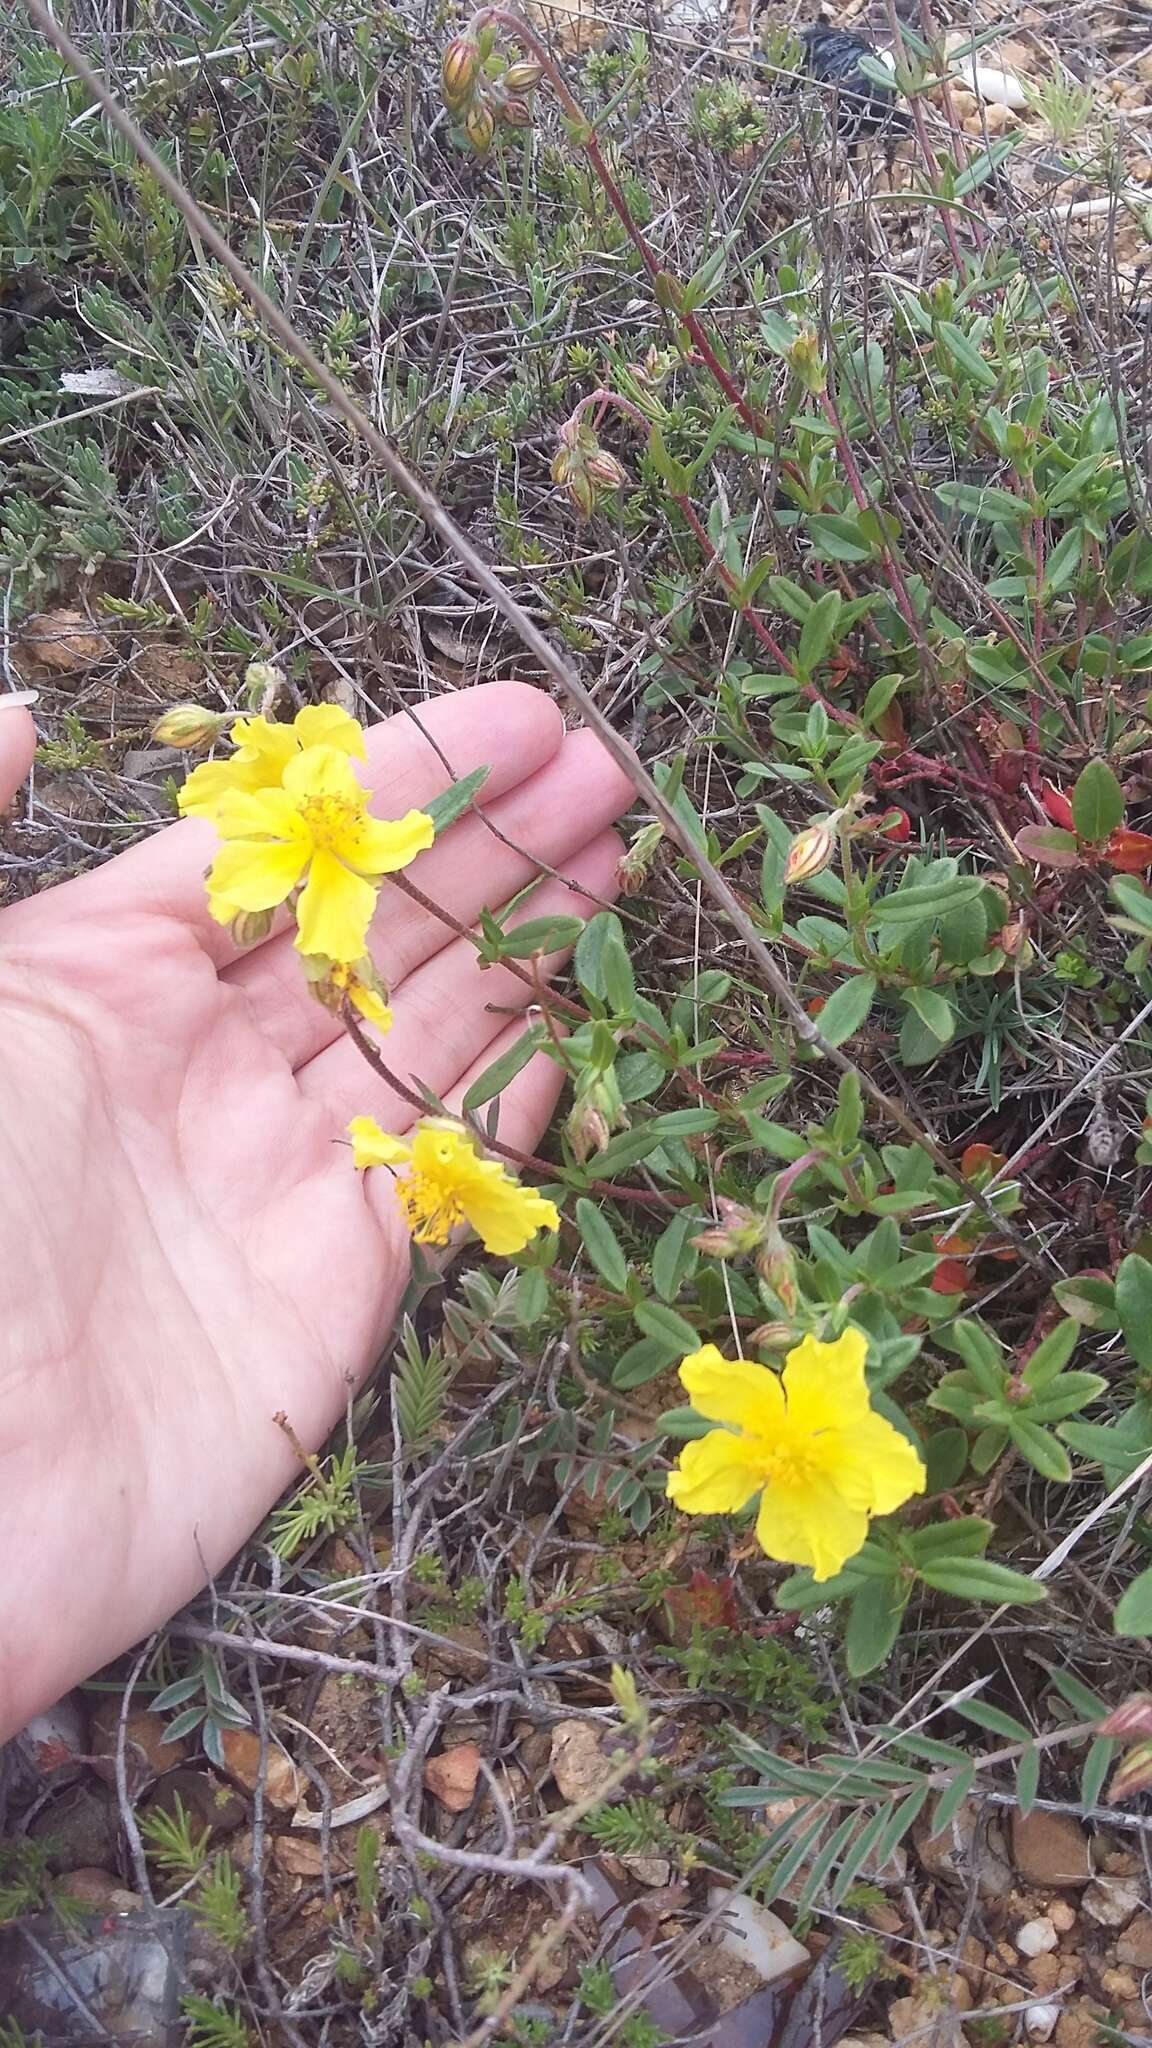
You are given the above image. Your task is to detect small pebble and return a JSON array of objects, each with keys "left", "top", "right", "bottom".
[
  {"left": 1017, "top": 1917, "right": 1059, "bottom": 1959},
  {"left": 1026, "top": 2003, "right": 1061, "bottom": 2042},
  {"left": 1049, "top": 1899, "right": 1077, "bottom": 1934}
]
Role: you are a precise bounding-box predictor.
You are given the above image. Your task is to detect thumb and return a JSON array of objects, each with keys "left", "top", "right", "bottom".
[{"left": 0, "top": 694, "right": 37, "bottom": 808}]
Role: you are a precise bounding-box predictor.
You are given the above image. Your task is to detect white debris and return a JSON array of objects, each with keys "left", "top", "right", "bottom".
[{"left": 1016, "top": 1917, "right": 1059, "bottom": 1958}]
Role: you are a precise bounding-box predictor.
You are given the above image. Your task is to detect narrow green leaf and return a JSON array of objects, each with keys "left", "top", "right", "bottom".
[
  {"left": 918, "top": 1558, "right": 1047, "bottom": 1604},
  {"left": 1081, "top": 1737, "right": 1118, "bottom": 1808},
  {"left": 655, "top": 1404, "right": 712, "bottom": 1438},
  {"left": 762, "top": 1807, "right": 840, "bottom": 1908},
  {"left": 868, "top": 1784, "right": 930, "bottom": 1872},
  {"left": 575, "top": 1198, "right": 629, "bottom": 1292},
  {"left": 845, "top": 1578, "right": 906, "bottom": 1677},
  {"left": 902, "top": 986, "right": 956, "bottom": 1046},
  {"left": 937, "top": 480, "right": 1028, "bottom": 523},
  {"left": 1116, "top": 1253, "right": 1152, "bottom": 1370},
  {"left": 1021, "top": 1319, "right": 1079, "bottom": 1391},
  {"left": 424, "top": 764, "right": 490, "bottom": 834},
  {"left": 794, "top": 1810, "right": 861, "bottom": 1914},
  {"left": 499, "top": 914, "right": 584, "bottom": 959},
  {"left": 1016, "top": 1744, "right": 1041, "bottom": 1816},
  {"left": 1007, "top": 1417, "right": 1072, "bottom": 1483},
  {"left": 651, "top": 1211, "right": 700, "bottom": 1303},
  {"left": 935, "top": 320, "right": 998, "bottom": 390},
  {"left": 613, "top": 1338, "right": 677, "bottom": 1389},
  {"left": 953, "top": 1700, "right": 1032, "bottom": 1741},
  {"left": 462, "top": 1025, "right": 545, "bottom": 1111},
  {"left": 870, "top": 877, "right": 984, "bottom": 925},
  {"left": 1042, "top": 1665, "right": 1110, "bottom": 1720},
  {"left": 905, "top": 1518, "right": 991, "bottom": 1565},
  {"left": 798, "top": 590, "right": 844, "bottom": 674},
  {"left": 928, "top": 1764, "right": 976, "bottom": 1839},
  {"left": 633, "top": 1299, "right": 699, "bottom": 1354}
]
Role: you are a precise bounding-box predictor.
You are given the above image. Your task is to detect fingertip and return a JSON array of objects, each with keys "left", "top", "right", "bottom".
[
  {"left": 557, "top": 726, "right": 638, "bottom": 824},
  {"left": 0, "top": 704, "right": 36, "bottom": 808}
]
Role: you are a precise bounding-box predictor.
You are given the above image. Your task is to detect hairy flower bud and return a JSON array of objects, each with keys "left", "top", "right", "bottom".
[
  {"left": 617, "top": 821, "right": 663, "bottom": 896},
  {"left": 585, "top": 448, "right": 628, "bottom": 491},
  {"left": 691, "top": 1198, "right": 766, "bottom": 1260},
  {"left": 756, "top": 1223, "right": 799, "bottom": 1313},
  {"left": 788, "top": 329, "right": 827, "bottom": 395},
  {"left": 566, "top": 1096, "right": 610, "bottom": 1163},
  {"left": 230, "top": 907, "right": 276, "bottom": 948},
  {"left": 464, "top": 98, "right": 496, "bottom": 153},
  {"left": 499, "top": 93, "right": 534, "bottom": 126},
  {"left": 442, "top": 35, "right": 480, "bottom": 110},
  {"left": 1100, "top": 1695, "right": 1152, "bottom": 1740},
  {"left": 1107, "top": 1739, "right": 1152, "bottom": 1804},
  {"left": 784, "top": 820, "right": 837, "bottom": 886},
  {"left": 503, "top": 57, "right": 544, "bottom": 90},
  {"left": 243, "top": 659, "right": 286, "bottom": 706},
  {"left": 150, "top": 703, "right": 231, "bottom": 750}
]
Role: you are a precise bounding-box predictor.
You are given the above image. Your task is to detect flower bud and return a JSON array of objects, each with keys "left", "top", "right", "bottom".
[
  {"left": 565, "top": 1096, "right": 610, "bottom": 1163},
  {"left": 231, "top": 907, "right": 275, "bottom": 948},
  {"left": 499, "top": 94, "right": 534, "bottom": 126},
  {"left": 585, "top": 449, "right": 628, "bottom": 492},
  {"left": 756, "top": 1223, "right": 798, "bottom": 1313},
  {"left": 788, "top": 329, "right": 827, "bottom": 395},
  {"left": 691, "top": 1198, "right": 766, "bottom": 1260},
  {"left": 464, "top": 99, "right": 495, "bottom": 153},
  {"left": 1100, "top": 1695, "right": 1152, "bottom": 1740},
  {"left": 617, "top": 821, "right": 663, "bottom": 895},
  {"left": 302, "top": 953, "right": 393, "bottom": 1032},
  {"left": 564, "top": 465, "right": 597, "bottom": 519},
  {"left": 243, "top": 659, "right": 286, "bottom": 705},
  {"left": 1107, "top": 1739, "right": 1152, "bottom": 1804},
  {"left": 503, "top": 58, "right": 544, "bottom": 90},
  {"left": 747, "top": 1321, "right": 796, "bottom": 1353},
  {"left": 151, "top": 703, "right": 231, "bottom": 750},
  {"left": 784, "top": 820, "right": 836, "bottom": 886},
  {"left": 442, "top": 35, "right": 480, "bottom": 110}
]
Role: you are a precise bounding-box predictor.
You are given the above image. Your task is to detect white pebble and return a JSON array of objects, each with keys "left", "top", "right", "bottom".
[
  {"left": 1025, "top": 2002, "right": 1061, "bottom": 2041},
  {"left": 1016, "top": 1917, "right": 1059, "bottom": 1958}
]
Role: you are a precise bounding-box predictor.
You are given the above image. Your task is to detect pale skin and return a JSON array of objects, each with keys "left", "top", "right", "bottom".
[{"left": 0, "top": 681, "right": 633, "bottom": 1741}]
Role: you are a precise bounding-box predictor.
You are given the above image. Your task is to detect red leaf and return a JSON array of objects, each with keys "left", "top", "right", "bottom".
[
  {"left": 1014, "top": 823, "right": 1083, "bottom": 869},
  {"left": 932, "top": 1257, "right": 970, "bottom": 1295},
  {"left": 960, "top": 1143, "right": 1006, "bottom": 1182},
  {"left": 1104, "top": 828, "right": 1152, "bottom": 873},
  {"left": 1040, "top": 780, "right": 1075, "bottom": 829}
]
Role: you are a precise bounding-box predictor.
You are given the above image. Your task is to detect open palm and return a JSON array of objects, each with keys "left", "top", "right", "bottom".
[{"left": 0, "top": 682, "right": 631, "bottom": 1739}]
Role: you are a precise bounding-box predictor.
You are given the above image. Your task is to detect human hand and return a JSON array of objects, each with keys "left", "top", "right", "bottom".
[{"left": 0, "top": 682, "right": 632, "bottom": 1738}]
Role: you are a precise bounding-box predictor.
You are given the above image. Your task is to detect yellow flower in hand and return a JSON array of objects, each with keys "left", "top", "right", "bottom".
[
  {"left": 205, "top": 744, "right": 434, "bottom": 962},
  {"left": 348, "top": 1115, "right": 559, "bottom": 1255},
  {"left": 178, "top": 704, "right": 365, "bottom": 820},
  {"left": 666, "top": 1329, "right": 925, "bottom": 1581}
]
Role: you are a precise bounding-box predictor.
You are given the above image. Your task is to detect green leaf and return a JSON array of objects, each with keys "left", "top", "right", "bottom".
[
  {"left": 1081, "top": 1737, "right": 1117, "bottom": 1808},
  {"left": 1116, "top": 1253, "right": 1152, "bottom": 1369},
  {"left": 901, "top": 987, "right": 956, "bottom": 1047},
  {"left": 1042, "top": 522, "right": 1085, "bottom": 596},
  {"left": 797, "top": 591, "right": 843, "bottom": 674},
  {"left": 1115, "top": 1563, "right": 1152, "bottom": 1637},
  {"left": 1072, "top": 759, "right": 1125, "bottom": 844},
  {"left": 424, "top": 764, "right": 490, "bottom": 834},
  {"left": 807, "top": 512, "right": 874, "bottom": 563},
  {"left": 655, "top": 1404, "right": 713, "bottom": 1438},
  {"left": 462, "top": 1025, "right": 545, "bottom": 1111},
  {"left": 918, "top": 1558, "right": 1047, "bottom": 1604},
  {"left": 905, "top": 1517, "right": 991, "bottom": 1564},
  {"left": 817, "top": 974, "right": 877, "bottom": 1047},
  {"left": 1006, "top": 1417, "right": 1072, "bottom": 1482},
  {"left": 937, "top": 481, "right": 1029, "bottom": 523},
  {"left": 928, "top": 1764, "right": 976, "bottom": 1839},
  {"left": 516, "top": 1265, "right": 549, "bottom": 1327},
  {"left": 651, "top": 1210, "right": 700, "bottom": 1303},
  {"left": 575, "top": 1199, "right": 630, "bottom": 1291},
  {"left": 633, "top": 1299, "right": 699, "bottom": 1355},
  {"left": 845, "top": 1578, "right": 907, "bottom": 1676},
  {"left": 1021, "top": 1319, "right": 1079, "bottom": 1390},
  {"left": 613, "top": 1338, "right": 678, "bottom": 1389},
  {"left": 498, "top": 914, "right": 584, "bottom": 959},
  {"left": 935, "top": 320, "right": 998, "bottom": 391},
  {"left": 1027, "top": 1372, "right": 1108, "bottom": 1423},
  {"left": 574, "top": 912, "right": 635, "bottom": 1009},
  {"left": 923, "top": 1428, "right": 970, "bottom": 1493},
  {"left": 953, "top": 1700, "right": 1032, "bottom": 1741},
  {"left": 870, "top": 877, "right": 984, "bottom": 925},
  {"left": 941, "top": 1319, "right": 1006, "bottom": 1394},
  {"left": 952, "top": 134, "right": 1017, "bottom": 195},
  {"left": 1015, "top": 1743, "right": 1041, "bottom": 1817}
]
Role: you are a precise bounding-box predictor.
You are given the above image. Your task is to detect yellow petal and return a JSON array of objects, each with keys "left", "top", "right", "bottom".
[
  {"left": 282, "top": 742, "right": 362, "bottom": 804},
  {"left": 177, "top": 757, "right": 259, "bottom": 820},
  {"left": 212, "top": 784, "right": 306, "bottom": 843},
  {"left": 206, "top": 835, "right": 310, "bottom": 913},
  {"left": 228, "top": 715, "right": 299, "bottom": 773},
  {"left": 348, "top": 1116, "right": 411, "bottom": 1168},
  {"left": 292, "top": 704, "right": 365, "bottom": 757},
  {"left": 460, "top": 1162, "right": 559, "bottom": 1254},
  {"left": 678, "top": 1345, "right": 786, "bottom": 1435},
  {"left": 294, "top": 849, "right": 378, "bottom": 962},
  {"left": 343, "top": 807, "right": 435, "bottom": 878},
  {"left": 755, "top": 1473, "right": 870, "bottom": 1581},
  {"left": 666, "top": 1429, "right": 767, "bottom": 1515},
  {"left": 348, "top": 981, "right": 393, "bottom": 1032},
  {"left": 782, "top": 1327, "right": 871, "bottom": 1435},
  {"left": 838, "top": 1413, "right": 926, "bottom": 1516}
]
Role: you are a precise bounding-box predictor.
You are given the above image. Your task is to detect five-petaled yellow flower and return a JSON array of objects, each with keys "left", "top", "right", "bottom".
[
  {"left": 348, "top": 1115, "right": 559, "bottom": 1256},
  {"left": 666, "top": 1329, "right": 925, "bottom": 1581},
  {"left": 178, "top": 703, "right": 365, "bottom": 820},
  {"left": 205, "top": 744, "right": 434, "bottom": 962}
]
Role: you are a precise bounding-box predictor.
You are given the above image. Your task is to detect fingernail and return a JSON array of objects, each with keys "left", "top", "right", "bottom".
[{"left": 0, "top": 690, "right": 38, "bottom": 711}]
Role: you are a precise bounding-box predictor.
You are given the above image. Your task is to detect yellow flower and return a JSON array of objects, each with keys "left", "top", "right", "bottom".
[
  {"left": 178, "top": 703, "right": 365, "bottom": 820},
  {"left": 302, "top": 953, "right": 393, "bottom": 1033},
  {"left": 348, "top": 1115, "right": 559, "bottom": 1255},
  {"left": 205, "top": 744, "right": 434, "bottom": 963},
  {"left": 666, "top": 1329, "right": 925, "bottom": 1581}
]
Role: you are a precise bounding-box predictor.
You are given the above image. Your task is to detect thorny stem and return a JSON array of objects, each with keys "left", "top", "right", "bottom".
[{"left": 29, "top": 0, "right": 1057, "bottom": 1278}]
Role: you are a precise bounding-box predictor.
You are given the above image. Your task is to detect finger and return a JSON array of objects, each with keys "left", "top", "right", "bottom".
[
  {"left": 0, "top": 699, "right": 37, "bottom": 808},
  {"left": 0, "top": 682, "right": 566, "bottom": 965},
  {"left": 230, "top": 730, "right": 633, "bottom": 1071},
  {"left": 295, "top": 831, "right": 624, "bottom": 1131},
  {"left": 361, "top": 1022, "right": 569, "bottom": 1239}
]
